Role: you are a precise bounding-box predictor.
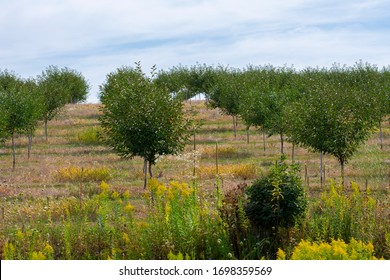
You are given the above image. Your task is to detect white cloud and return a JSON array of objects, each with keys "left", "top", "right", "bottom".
[{"left": 1, "top": 0, "right": 389, "bottom": 102}]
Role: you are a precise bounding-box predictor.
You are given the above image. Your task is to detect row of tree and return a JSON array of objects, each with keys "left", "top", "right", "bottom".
[
  {"left": 0, "top": 66, "right": 89, "bottom": 169},
  {"left": 156, "top": 62, "right": 390, "bottom": 183}
]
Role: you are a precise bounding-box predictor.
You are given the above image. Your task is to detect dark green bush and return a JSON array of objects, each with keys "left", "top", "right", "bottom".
[{"left": 245, "top": 157, "right": 307, "bottom": 230}]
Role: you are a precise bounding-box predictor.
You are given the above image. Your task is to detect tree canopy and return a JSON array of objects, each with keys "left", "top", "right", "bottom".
[{"left": 99, "top": 63, "right": 192, "bottom": 188}]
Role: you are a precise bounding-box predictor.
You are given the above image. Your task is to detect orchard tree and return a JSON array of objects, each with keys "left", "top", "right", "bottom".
[
  {"left": 22, "top": 79, "right": 45, "bottom": 158},
  {"left": 37, "top": 66, "right": 89, "bottom": 141},
  {"left": 289, "top": 66, "right": 376, "bottom": 184},
  {"left": 156, "top": 63, "right": 216, "bottom": 101},
  {"left": 239, "top": 66, "right": 272, "bottom": 147},
  {"left": 99, "top": 63, "right": 192, "bottom": 188},
  {"left": 259, "top": 66, "right": 298, "bottom": 155},
  {"left": 62, "top": 67, "right": 90, "bottom": 103},
  {"left": 0, "top": 71, "right": 43, "bottom": 168},
  {"left": 207, "top": 67, "right": 244, "bottom": 138}
]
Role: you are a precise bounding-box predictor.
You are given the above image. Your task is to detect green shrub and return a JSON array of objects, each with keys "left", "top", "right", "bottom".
[{"left": 245, "top": 157, "right": 307, "bottom": 229}]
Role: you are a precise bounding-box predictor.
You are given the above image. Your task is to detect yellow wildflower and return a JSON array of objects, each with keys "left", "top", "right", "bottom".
[
  {"left": 43, "top": 243, "right": 54, "bottom": 256},
  {"left": 111, "top": 191, "right": 120, "bottom": 199},
  {"left": 124, "top": 202, "right": 135, "bottom": 213},
  {"left": 122, "top": 232, "right": 130, "bottom": 244},
  {"left": 100, "top": 181, "right": 110, "bottom": 192},
  {"left": 16, "top": 230, "right": 23, "bottom": 239},
  {"left": 31, "top": 251, "right": 46, "bottom": 260},
  {"left": 276, "top": 248, "right": 286, "bottom": 260},
  {"left": 123, "top": 190, "right": 131, "bottom": 199}
]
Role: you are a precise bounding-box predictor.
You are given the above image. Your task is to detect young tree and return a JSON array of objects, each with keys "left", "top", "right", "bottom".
[
  {"left": 207, "top": 67, "right": 244, "bottom": 138},
  {"left": 62, "top": 67, "right": 90, "bottom": 104},
  {"left": 289, "top": 66, "right": 376, "bottom": 184},
  {"left": 0, "top": 71, "right": 43, "bottom": 168},
  {"left": 156, "top": 63, "right": 217, "bottom": 101},
  {"left": 99, "top": 63, "right": 192, "bottom": 188},
  {"left": 22, "top": 79, "right": 45, "bottom": 158},
  {"left": 37, "top": 66, "right": 89, "bottom": 141}
]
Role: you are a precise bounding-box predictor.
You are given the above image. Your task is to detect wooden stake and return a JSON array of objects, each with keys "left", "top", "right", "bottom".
[{"left": 215, "top": 140, "right": 219, "bottom": 176}]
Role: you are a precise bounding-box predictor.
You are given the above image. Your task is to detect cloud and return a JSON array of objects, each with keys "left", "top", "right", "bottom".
[{"left": 1, "top": 0, "right": 389, "bottom": 102}]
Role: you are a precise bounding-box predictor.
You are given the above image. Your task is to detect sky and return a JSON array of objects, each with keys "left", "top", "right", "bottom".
[{"left": 1, "top": 0, "right": 390, "bottom": 103}]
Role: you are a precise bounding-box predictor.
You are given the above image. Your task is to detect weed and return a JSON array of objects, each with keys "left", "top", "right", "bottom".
[
  {"left": 277, "top": 238, "right": 381, "bottom": 260},
  {"left": 55, "top": 166, "right": 113, "bottom": 182},
  {"left": 197, "top": 163, "right": 258, "bottom": 180},
  {"left": 68, "top": 126, "right": 102, "bottom": 145}
]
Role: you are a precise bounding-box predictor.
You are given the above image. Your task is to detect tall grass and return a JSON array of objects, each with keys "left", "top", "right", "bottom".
[
  {"left": 1, "top": 180, "right": 233, "bottom": 260},
  {"left": 296, "top": 180, "right": 390, "bottom": 258}
]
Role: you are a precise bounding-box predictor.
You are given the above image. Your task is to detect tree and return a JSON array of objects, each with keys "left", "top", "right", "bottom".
[
  {"left": 156, "top": 63, "right": 217, "bottom": 101},
  {"left": 22, "top": 79, "right": 45, "bottom": 158},
  {"left": 99, "top": 63, "right": 192, "bottom": 188},
  {"left": 239, "top": 66, "right": 271, "bottom": 147},
  {"left": 62, "top": 68, "right": 90, "bottom": 104},
  {"left": 289, "top": 66, "right": 376, "bottom": 184},
  {"left": 207, "top": 67, "right": 244, "bottom": 138},
  {"left": 0, "top": 71, "right": 43, "bottom": 168},
  {"left": 37, "top": 66, "right": 89, "bottom": 141}
]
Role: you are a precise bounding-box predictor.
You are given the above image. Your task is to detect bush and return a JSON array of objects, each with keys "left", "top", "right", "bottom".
[{"left": 245, "top": 157, "right": 307, "bottom": 229}]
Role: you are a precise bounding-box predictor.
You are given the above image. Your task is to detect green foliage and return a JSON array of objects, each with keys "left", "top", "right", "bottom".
[
  {"left": 156, "top": 63, "right": 216, "bottom": 100},
  {"left": 278, "top": 238, "right": 380, "bottom": 260},
  {"left": 1, "top": 180, "right": 233, "bottom": 260},
  {"left": 288, "top": 65, "right": 378, "bottom": 180},
  {"left": 37, "top": 66, "right": 89, "bottom": 140},
  {"left": 0, "top": 71, "right": 44, "bottom": 167},
  {"left": 208, "top": 68, "right": 244, "bottom": 117},
  {"left": 245, "top": 157, "right": 307, "bottom": 229},
  {"left": 142, "top": 179, "right": 231, "bottom": 259},
  {"left": 99, "top": 63, "right": 192, "bottom": 187}
]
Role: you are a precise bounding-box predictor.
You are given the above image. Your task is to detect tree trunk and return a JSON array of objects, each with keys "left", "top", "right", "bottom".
[
  {"left": 12, "top": 133, "right": 16, "bottom": 170},
  {"left": 246, "top": 126, "right": 250, "bottom": 144},
  {"left": 280, "top": 133, "right": 284, "bottom": 155},
  {"left": 233, "top": 116, "right": 237, "bottom": 139},
  {"left": 143, "top": 159, "right": 148, "bottom": 189},
  {"left": 28, "top": 134, "right": 32, "bottom": 159},
  {"left": 379, "top": 120, "right": 383, "bottom": 150},
  {"left": 292, "top": 142, "right": 295, "bottom": 163},
  {"left": 320, "top": 152, "right": 323, "bottom": 187},
  {"left": 148, "top": 161, "right": 153, "bottom": 178},
  {"left": 45, "top": 118, "right": 48, "bottom": 142},
  {"left": 262, "top": 128, "right": 266, "bottom": 153},
  {"left": 340, "top": 159, "right": 345, "bottom": 186}
]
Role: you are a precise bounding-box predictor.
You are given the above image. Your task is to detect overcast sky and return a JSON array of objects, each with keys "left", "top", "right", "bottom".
[{"left": 1, "top": 0, "right": 390, "bottom": 102}]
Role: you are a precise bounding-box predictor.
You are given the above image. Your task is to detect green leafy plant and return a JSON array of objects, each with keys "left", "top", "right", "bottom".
[
  {"left": 99, "top": 63, "right": 192, "bottom": 188},
  {"left": 245, "top": 157, "right": 307, "bottom": 229}
]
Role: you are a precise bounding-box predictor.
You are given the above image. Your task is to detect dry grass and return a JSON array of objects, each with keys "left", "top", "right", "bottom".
[{"left": 0, "top": 101, "right": 389, "bottom": 201}]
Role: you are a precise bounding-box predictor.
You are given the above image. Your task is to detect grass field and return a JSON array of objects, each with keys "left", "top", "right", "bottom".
[{"left": 0, "top": 101, "right": 389, "bottom": 259}]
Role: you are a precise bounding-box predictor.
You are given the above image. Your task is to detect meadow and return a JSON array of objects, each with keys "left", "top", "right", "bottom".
[{"left": 0, "top": 101, "right": 389, "bottom": 260}]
